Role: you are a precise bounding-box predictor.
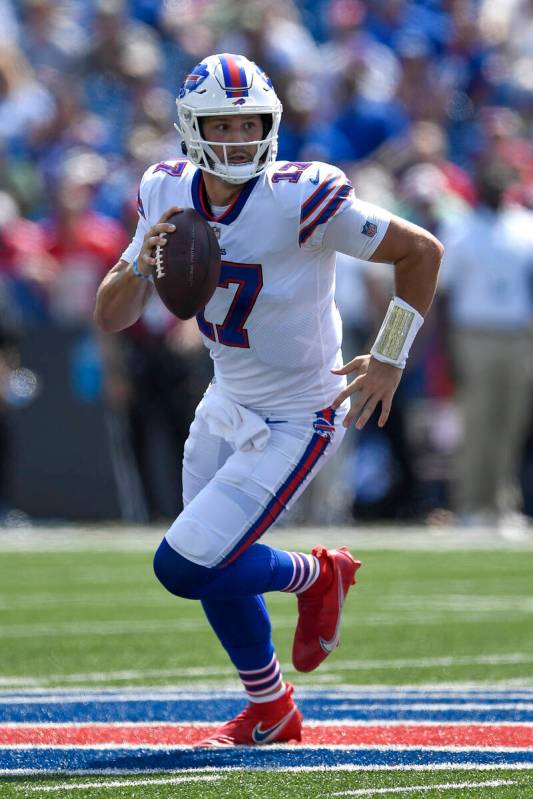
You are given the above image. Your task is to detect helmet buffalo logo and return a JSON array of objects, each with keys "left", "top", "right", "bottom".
[{"left": 178, "top": 63, "right": 210, "bottom": 98}]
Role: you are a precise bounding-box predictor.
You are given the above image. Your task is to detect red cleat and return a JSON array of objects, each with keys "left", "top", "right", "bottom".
[
  {"left": 197, "top": 683, "right": 302, "bottom": 747},
  {"left": 292, "top": 545, "right": 361, "bottom": 673}
]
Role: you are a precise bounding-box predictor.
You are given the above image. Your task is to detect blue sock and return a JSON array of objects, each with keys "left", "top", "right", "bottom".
[
  {"left": 202, "top": 595, "right": 286, "bottom": 699},
  {"left": 154, "top": 538, "right": 301, "bottom": 599},
  {"left": 200, "top": 543, "right": 318, "bottom": 597},
  {"left": 201, "top": 594, "right": 273, "bottom": 670},
  {"left": 154, "top": 539, "right": 316, "bottom": 694},
  {"left": 204, "top": 542, "right": 296, "bottom": 596}
]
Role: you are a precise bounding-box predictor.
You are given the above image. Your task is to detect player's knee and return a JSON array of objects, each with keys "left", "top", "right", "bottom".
[{"left": 153, "top": 537, "right": 212, "bottom": 599}]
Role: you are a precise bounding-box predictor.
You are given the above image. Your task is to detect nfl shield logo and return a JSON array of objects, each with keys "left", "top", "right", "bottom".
[{"left": 362, "top": 220, "right": 377, "bottom": 237}]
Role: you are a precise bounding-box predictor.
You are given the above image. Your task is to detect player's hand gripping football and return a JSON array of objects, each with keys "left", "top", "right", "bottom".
[
  {"left": 331, "top": 355, "right": 402, "bottom": 430},
  {"left": 137, "top": 207, "right": 182, "bottom": 275}
]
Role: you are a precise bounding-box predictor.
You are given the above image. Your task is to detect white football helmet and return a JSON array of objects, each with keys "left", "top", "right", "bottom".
[{"left": 175, "top": 53, "right": 282, "bottom": 184}]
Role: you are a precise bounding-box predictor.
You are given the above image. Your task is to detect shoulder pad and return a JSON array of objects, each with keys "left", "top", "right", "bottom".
[
  {"left": 136, "top": 160, "right": 193, "bottom": 221},
  {"left": 138, "top": 160, "right": 191, "bottom": 201},
  {"left": 264, "top": 161, "right": 353, "bottom": 243},
  {"left": 264, "top": 161, "right": 317, "bottom": 218}
]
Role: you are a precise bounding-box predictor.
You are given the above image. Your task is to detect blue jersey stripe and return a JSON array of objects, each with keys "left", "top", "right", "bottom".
[
  {"left": 192, "top": 169, "right": 259, "bottom": 225},
  {"left": 299, "top": 184, "right": 352, "bottom": 244},
  {"left": 300, "top": 175, "right": 339, "bottom": 222},
  {"left": 136, "top": 189, "right": 146, "bottom": 219},
  {"left": 153, "top": 161, "right": 187, "bottom": 178}
]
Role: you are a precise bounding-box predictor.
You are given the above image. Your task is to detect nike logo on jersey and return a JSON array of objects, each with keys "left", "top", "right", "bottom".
[
  {"left": 319, "top": 568, "right": 344, "bottom": 653},
  {"left": 309, "top": 169, "right": 320, "bottom": 185},
  {"left": 252, "top": 707, "right": 296, "bottom": 744}
]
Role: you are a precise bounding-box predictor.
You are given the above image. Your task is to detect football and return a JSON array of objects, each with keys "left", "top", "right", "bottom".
[{"left": 153, "top": 209, "right": 221, "bottom": 320}]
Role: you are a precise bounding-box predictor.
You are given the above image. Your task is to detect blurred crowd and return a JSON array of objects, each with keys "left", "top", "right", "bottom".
[{"left": 0, "top": 0, "right": 532, "bottom": 526}]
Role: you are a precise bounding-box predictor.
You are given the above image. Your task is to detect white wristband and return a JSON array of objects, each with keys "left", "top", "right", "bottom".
[{"left": 370, "top": 296, "right": 424, "bottom": 369}]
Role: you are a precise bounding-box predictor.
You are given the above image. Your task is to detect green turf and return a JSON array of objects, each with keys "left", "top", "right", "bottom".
[
  {"left": 0, "top": 547, "right": 532, "bottom": 686},
  {"left": 1, "top": 540, "right": 532, "bottom": 798},
  {"left": 1, "top": 769, "right": 532, "bottom": 799}
]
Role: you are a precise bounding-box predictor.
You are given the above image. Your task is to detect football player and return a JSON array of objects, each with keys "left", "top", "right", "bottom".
[{"left": 95, "top": 54, "right": 442, "bottom": 746}]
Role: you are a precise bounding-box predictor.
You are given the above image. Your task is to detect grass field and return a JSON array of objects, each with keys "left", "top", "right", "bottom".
[{"left": 0, "top": 526, "right": 532, "bottom": 798}]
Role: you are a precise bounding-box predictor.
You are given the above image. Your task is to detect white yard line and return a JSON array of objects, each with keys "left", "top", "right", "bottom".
[
  {"left": 3, "top": 719, "right": 533, "bottom": 729},
  {"left": 0, "top": 594, "right": 168, "bottom": 611},
  {"left": 2, "top": 679, "right": 532, "bottom": 694},
  {"left": 3, "top": 764, "right": 533, "bottom": 777},
  {"left": 24, "top": 774, "right": 221, "bottom": 792},
  {"left": 327, "top": 780, "right": 516, "bottom": 797},
  {"left": 1, "top": 680, "right": 532, "bottom": 694},
  {"left": 14, "top": 776, "right": 521, "bottom": 797},
  {"left": 1, "top": 683, "right": 533, "bottom": 699},
  {"left": 0, "top": 665, "right": 235, "bottom": 687},
  {"left": 330, "top": 702, "right": 533, "bottom": 711},
  {"left": 3, "top": 765, "right": 533, "bottom": 779},
  {"left": 0, "top": 619, "right": 213, "bottom": 639},
  {"left": 385, "top": 596, "right": 533, "bottom": 613},
  {"left": 5, "top": 613, "right": 526, "bottom": 640},
  {"left": 2, "top": 594, "right": 532, "bottom": 633},
  {"left": 0, "top": 525, "right": 531, "bottom": 553},
  {"left": 2, "top": 689, "right": 533, "bottom": 706},
  {"left": 322, "top": 653, "right": 533, "bottom": 671},
  {"left": 2, "top": 593, "right": 532, "bottom": 614},
  {"left": 0, "top": 652, "right": 532, "bottom": 691},
  {"left": 4, "top": 744, "right": 533, "bottom": 753}
]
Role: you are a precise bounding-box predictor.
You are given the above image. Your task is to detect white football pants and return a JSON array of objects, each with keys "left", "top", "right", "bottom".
[{"left": 166, "top": 392, "right": 348, "bottom": 567}]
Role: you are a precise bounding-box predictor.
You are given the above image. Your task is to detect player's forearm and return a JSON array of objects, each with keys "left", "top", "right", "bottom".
[
  {"left": 366, "top": 223, "right": 443, "bottom": 370},
  {"left": 94, "top": 260, "right": 153, "bottom": 333},
  {"left": 393, "top": 235, "right": 443, "bottom": 317},
  {"left": 370, "top": 218, "right": 444, "bottom": 318}
]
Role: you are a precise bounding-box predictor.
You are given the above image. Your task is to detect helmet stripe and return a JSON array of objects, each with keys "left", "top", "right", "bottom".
[{"left": 219, "top": 53, "right": 249, "bottom": 97}]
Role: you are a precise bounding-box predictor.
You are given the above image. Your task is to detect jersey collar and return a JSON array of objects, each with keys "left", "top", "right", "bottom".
[{"left": 191, "top": 168, "right": 259, "bottom": 225}]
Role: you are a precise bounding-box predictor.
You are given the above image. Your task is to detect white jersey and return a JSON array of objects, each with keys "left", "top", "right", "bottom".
[{"left": 122, "top": 159, "right": 390, "bottom": 414}]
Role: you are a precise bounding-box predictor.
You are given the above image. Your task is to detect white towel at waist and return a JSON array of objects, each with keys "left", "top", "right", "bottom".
[{"left": 196, "top": 389, "right": 271, "bottom": 452}]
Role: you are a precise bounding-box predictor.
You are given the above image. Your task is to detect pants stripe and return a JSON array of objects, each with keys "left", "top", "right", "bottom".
[{"left": 222, "top": 431, "right": 331, "bottom": 566}]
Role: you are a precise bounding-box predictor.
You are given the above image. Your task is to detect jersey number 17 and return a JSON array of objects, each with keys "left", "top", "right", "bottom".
[{"left": 197, "top": 261, "right": 263, "bottom": 348}]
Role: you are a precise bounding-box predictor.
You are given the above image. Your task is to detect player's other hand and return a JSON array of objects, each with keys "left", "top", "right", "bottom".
[
  {"left": 138, "top": 207, "right": 182, "bottom": 273},
  {"left": 331, "top": 354, "right": 402, "bottom": 430}
]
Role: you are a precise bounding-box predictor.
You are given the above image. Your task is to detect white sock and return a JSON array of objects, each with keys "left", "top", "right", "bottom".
[
  {"left": 238, "top": 654, "right": 285, "bottom": 703},
  {"left": 281, "top": 552, "right": 320, "bottom": 594}
]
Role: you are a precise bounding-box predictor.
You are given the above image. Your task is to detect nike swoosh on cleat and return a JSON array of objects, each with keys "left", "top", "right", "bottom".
[
  {"left": 252, "top": 707, "right": 296, "bottom": 744},
  {"left": 319, "top": 567, "right": 345, "bottom": 654}
]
